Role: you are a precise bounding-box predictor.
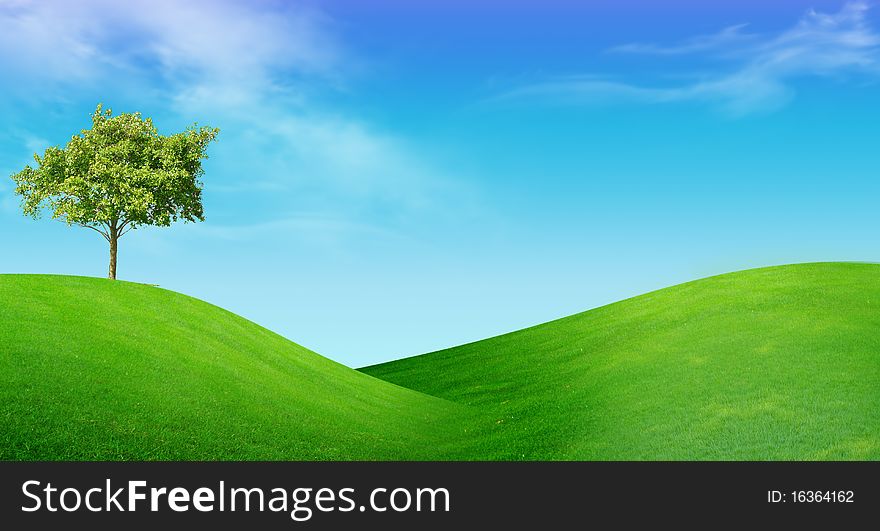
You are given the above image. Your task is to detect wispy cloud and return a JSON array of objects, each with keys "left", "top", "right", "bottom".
[
  {"left": 609, "top": 23, "right": 756, "bottom": 56},
  {"left": 0, "top": 0, "right": 473, "bottom": 236},
  {"left": 0, "top": 0, "right": 342, "bottom": 94},
  {"left": 497, "top": 1, "right": 880, "bottom": 116}
]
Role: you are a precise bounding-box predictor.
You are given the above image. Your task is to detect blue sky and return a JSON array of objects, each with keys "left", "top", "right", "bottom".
[{"left": 2, "top": 0, "right": 879, "bottom": 366}]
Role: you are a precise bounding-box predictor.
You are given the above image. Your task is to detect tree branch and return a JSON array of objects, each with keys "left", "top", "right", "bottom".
[
  {"left": 117, "top": 218, "right": 135, "bottom": 237},
  {"left": 75, "top": 222, "right": 111, "bottom": 242}
]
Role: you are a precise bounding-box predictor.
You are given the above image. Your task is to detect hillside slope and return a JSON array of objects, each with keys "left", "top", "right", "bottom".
[
  {"left": 363, "top": 263, "right": 880, "bottom": 460},
  {"left": 0, "top": 275, "right": 469, "bottom": 460}
]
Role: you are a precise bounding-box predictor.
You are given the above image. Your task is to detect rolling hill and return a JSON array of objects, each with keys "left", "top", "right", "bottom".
[
  {"left": 0, "top": 275, "right": 470, "bottom": 460},
  {"left": 362, "top": 262, "right": 880, "bottom": 460},
  {"left": 2, "top": 263, "right": 878, "bottom": 460}
]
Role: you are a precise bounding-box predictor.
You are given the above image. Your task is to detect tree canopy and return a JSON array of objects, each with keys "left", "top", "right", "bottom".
[{"left": 10, "top": 104, "right": 219, "bottom": 279}]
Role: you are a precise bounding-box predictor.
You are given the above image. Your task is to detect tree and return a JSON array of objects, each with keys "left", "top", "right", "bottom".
[{"left": 10, "top": 104, "right": 219, "bottom": 280}]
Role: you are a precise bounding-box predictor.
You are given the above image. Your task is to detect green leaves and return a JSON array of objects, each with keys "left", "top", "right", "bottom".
[{"left": 9, "top": 104, "right": 219, "bottom": 235}]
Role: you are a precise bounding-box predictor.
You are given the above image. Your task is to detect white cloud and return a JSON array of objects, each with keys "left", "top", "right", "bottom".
[
  {"left": 495, "top": 75, "right": 792, "bottom": 116},
  {"left": 498, "top": 1, "right": 880, "bottom": 116},
  {"left": 609, "top": 24, "right": 756, "bottom": 56},
  {"left": 0, "top": 0, "right": 472, "bottom": 233},
  {"left": 0, "top": 0, "right": 341, "bottom": 91},
  {"left": 256, "top": 114, "right": 456, "bottom": 209},
  {"left": 0, "top": 0, "right": 107, "bottom": 84}
]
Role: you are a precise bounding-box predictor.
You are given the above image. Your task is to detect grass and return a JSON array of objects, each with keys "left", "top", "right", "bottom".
[
  {"left": 2, "top": 263, "right": 878, "bottom": 460},
  {"left": 362, "top": 263, "right": 880, "bottom": 460},
  {"left": 0, "top": 275, "right": 467, "bottom": 460}
]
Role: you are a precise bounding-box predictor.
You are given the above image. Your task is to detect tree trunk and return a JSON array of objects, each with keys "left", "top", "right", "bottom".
[{"left": 108, "top": 230, "right": 118, "bottom": 280}]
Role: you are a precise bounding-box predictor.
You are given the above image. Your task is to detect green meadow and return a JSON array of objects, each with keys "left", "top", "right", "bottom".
[
  {"left": 364, "top": 262, "right": 880, "bottom": 460},
  {"left": 0, "top": 275, "right": 465, "bottom": 460},
  {"left": 2, "top": 263, "right": 878, "bottom": 460}
]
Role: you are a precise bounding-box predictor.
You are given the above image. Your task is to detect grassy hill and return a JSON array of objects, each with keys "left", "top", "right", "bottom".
[
  {"left": 0, "top": 275, "right": 469, "bottom": 460},
  {"left": 3, "top": 263, "right": 878, "bottom": 460},
  {"left": 363, "top": 263, "right": 880, "bottom": 460}
]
